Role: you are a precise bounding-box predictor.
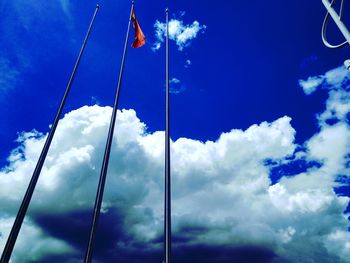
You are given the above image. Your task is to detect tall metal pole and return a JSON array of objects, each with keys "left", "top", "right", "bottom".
[
  {"left": 164, "top": 7, "right": 172, "bottom": 263},
  {"left": 83, "top": 3, "right": 134, "bottom": 262},
  {"left": 0, "top": 5, "right": 100, "bottom": 263}
]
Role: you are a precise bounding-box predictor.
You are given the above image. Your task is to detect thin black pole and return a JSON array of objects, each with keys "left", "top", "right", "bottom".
[
  {"left": 83, "top": 3, "right": 134, "bottom": 262},
  {"left": 0, "top": 5, "right": 100, "bottom": 263},
  {"left": 164, "top": 7, "right": 172, "bottom": 263}
]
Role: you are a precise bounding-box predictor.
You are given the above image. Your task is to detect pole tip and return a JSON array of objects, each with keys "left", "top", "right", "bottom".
[
  {"left": 165, "top": 8, "right": 169, "bottom": 13},
  {"left": 132, "top": 0, "right": 135, "bottom": 5},
  {"left": 96, "top": 4, "right": 100, "bottom": 8}
]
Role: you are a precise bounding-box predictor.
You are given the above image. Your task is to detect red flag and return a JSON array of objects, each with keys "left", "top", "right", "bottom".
[{"left": 131, "top": 7, "right": 146, "bottom": 48}]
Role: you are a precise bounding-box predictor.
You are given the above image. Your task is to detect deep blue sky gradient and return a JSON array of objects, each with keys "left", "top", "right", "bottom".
[
  {"left": 0, "top": 1, "right": 349, "bottom": 262},
  {"left": 0, "top": 0, "right": 348, "bottom": 165}
]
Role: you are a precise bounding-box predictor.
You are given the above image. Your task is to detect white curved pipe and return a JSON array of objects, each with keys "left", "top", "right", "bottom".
[{"left": 322, "top": 0, "right": 350, "bottom": 46}]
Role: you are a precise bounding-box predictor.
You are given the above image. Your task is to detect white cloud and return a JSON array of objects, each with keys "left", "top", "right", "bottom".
[
  {"left": 153, "top": 17, "right": 206, "bottom": 51},
  {"left": 325, "top": 66, "right": 350, "bottom": 88},
  {"left": 298, "top": 76, "right": 324, "bottom": 95},
  {"left": 0, "top": 217, "right": 72, "bottom": 263},
  {"left": 299, "top": 66, "right": 350, "bottom": 127},
  {"left": 170, "top": 78, "right": 180, "bottom": 84},
  {"left": 0, "top": 67, "right": 350, "bottom": 261},
  {"left": 299, "top": 65, "right": 350, "bottom": 95},
  {"left": 318, "top": 88, "right": 350, "bottom": 125},
  {"left": 185, "top": 59, "right": 192, "bottom": 68}
]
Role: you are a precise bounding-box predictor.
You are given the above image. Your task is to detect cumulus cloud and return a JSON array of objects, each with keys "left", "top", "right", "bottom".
[
  {"left": 319, "top": 88, "right": 350, "bottom": 125},
  {"left": 0, "top": 67, "right": 350, "bottom": 262},
  {"left": 298, "top": 65, "right": 350, "bottom": 95},
  {"left": 298, "top": 76, "right": 324, "bottom": 95},
  {"left": 0, "top": 217, "right": 72, "bottom": 262},
  {"left": 153, "top": 15, "right": 206, "bottom": 51},
  {"left": 299, "top": 66, "right": 350, "bottom": 126}
]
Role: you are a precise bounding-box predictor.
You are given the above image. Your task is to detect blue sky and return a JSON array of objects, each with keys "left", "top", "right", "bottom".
[{"left": 0, "top": 0, "right": 350, "bottom": 262}]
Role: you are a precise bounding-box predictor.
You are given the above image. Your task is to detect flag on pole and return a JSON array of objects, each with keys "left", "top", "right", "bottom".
[
  {"left": 84, "top": 3, "right": 138, "bottom": 262},
  {"left": 131, "top": 6, "right": 146, "bottom": 48}
]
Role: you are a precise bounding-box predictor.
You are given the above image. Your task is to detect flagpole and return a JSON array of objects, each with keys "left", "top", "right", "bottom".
[
  {"left": 0, "top": 5, "right": 100, "bottom": 263},
  {"left": 83, "top": 2, "right": 134, "bottom": 262},
  {"left": 164, "top": 7, "right": 172, "bottom": 263}
]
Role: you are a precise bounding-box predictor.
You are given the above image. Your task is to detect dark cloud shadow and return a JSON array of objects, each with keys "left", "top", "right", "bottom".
[{"left": 33, "top": 209, "right": 286, "bottom": 263}]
